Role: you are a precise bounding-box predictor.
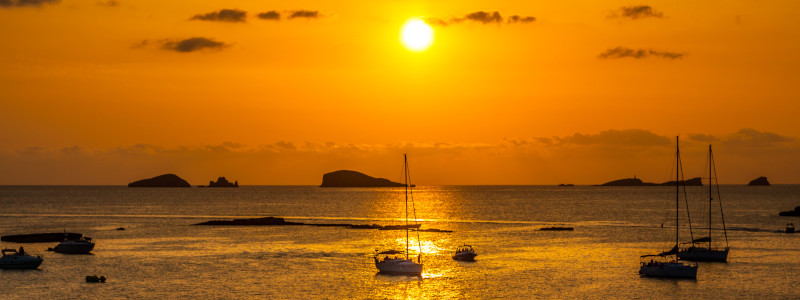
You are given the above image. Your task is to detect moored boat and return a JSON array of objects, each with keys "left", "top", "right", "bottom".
[
  {"left": 452, "top": 245, "right": 477, "bottom": 261},
  {"left": 54, "top": 237, "right": 95, "bottom": 254},
  {"left": 639, "top": 137, "right": 698, "bottom": 279},
  {"left": 0, "top": 248, "right": 43, "bottom": 269},
  {"left": 374, "top": 154, "right": 424, "bottom": 275}
]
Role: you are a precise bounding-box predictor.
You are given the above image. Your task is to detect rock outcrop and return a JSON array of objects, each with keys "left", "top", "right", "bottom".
[
  {"left": 748, "top": 176, "right": 771, "bottom": 186},
  {"left": 598, "top": 177, "right": 702, "bottom": 186},
  {"left": 128, "top": 174, "right": 191, "bottom": 187},
  {"left": 319, "top": 170, "right": 405, "bottom": 187},
  {"left": 779, "top": 206, "right": 800, "bottom": 216},
  {"left": 202, "top": 176, "right": 238, "bottom": 187}
]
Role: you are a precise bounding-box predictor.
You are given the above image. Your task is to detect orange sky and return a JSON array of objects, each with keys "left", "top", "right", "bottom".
[{"left": 1, "top": 0, "right": 799, "bottom": 185}]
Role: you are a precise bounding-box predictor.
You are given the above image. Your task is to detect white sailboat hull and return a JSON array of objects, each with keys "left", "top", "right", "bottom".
[
  {"left": 677, "top": 247, "right": 728, "bottom": 262},
  {"left": 375, "top": 258, "right": 422, "bottom": 275},
  {"left": 639, "top": 262, "right": 697, "bottom": 278}
]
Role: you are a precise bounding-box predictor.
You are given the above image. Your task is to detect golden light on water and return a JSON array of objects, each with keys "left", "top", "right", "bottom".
[{"left": 400, "top": 18, "right": 434, "bottom": 52}]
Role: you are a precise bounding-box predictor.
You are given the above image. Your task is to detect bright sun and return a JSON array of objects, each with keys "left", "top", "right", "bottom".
[{"left": 400, "top": 18, "right": 434, "bottom": 52}]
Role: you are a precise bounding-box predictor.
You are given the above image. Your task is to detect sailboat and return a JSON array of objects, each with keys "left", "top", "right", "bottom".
[
  {"left": 374, "top": 154, "right": 423, "bottom": 275},
  {"left": 639, "top": 136, "right": 698, "bottom": 278},
  {"left": 677, "top": 144, "right": 730, "bottom": 262}
]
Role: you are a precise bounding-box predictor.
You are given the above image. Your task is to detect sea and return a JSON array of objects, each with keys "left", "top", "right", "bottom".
[{"left": 1, "top": 185, "right": 799, "bottom": 299}]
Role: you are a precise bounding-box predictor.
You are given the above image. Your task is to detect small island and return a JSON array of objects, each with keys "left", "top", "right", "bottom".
[
  {"left": 748, "top": 176, "right": 771, "bottom": 186},
  {"left": 128, "top": 174, "right": 191, "bottom": 187},
  {"left": 598, "top": 176, "right": 702, "bottom": 186},
  {"left": 200, "top": 176, "right": 238, "bottom": 188},
  {"left": 320, "top": 170, "right": 405, "bottom": 187}
]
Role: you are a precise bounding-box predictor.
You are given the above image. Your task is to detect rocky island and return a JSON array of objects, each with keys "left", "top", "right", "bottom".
[
  {"left": 599, "top": 177, "right": 702, "bottom": 186},
  {"left": 319, "top": 170, "right": 405, "bottom": 187},
  {"left": 748, "top": 176, "right": 771, "bottom": 186},
  {"left": 128, "top": 174, "right": 191, "bottom": 187},
  {"left": 200, "top": 176, "right": 238, "bottom": 187}
]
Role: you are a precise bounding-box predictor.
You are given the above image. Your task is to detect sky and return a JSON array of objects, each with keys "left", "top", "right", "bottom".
[{"left": 1, "top": 0, "right": 799, "bottom": 185}]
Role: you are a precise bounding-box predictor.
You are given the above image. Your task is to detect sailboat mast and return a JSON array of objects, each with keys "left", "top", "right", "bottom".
[
  {"left": 709, "top": 145, "right": 713, "bottom": 249},
  {"left": 676, "top": 136, "right": 680, "bottom": 247},
  {"left": 404, "top": 154, "right": 409, "bottom": 260}
]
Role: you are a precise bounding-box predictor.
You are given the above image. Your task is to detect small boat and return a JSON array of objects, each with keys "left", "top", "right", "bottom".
[
  {"left": 639, "top": 137, "right": 698, "bottom": 279},
  {"left": 639, "top": 254, "right": 697, "bottom": 279},
  {"left": 374, "top": 154, "right": 423, "bottom": 275},
  {"left": 786, "top": 223, "right": 795, "bottom": 233},
  {"left": 54, "top": 237, "right": 95, "bottom": 254},
  {"left": 0, "top": 248, "right": 43, "bottom": 269},
  {"left": 452, "top": 245, "right": 477, "bottom": 261}
]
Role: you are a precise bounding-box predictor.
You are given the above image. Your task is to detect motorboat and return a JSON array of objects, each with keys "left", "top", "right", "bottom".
[
  {"left": 452, "top": 245, "right": 477, "bottom": 261},
  {"left": 54, "top": 237, "right": 95, "bottom": 254},
  {"left": 0, "top": 248, "right": 43, "bottom": 269},
  {"left": 786, "top": 223, "right": 795, "bottom": 233},
  {"left": 639, "top": 255, "right": 697, "bottom": 279}
]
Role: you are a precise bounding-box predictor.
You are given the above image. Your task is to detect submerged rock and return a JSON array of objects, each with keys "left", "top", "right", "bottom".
[
  {"left": 319, "top": 170, "right": 405, "bottom": 187},
  {"left": 128, "top": 174, "right": 190, "bottom": 187}
]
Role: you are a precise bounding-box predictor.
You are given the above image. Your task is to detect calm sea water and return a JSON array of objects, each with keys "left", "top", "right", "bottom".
[{"left": 1, "top": 185, "right": 799, "bottom": 299}]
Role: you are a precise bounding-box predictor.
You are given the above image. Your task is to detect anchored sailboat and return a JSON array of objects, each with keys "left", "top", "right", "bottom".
[
  {"left": 677, "top": 144, "right": 730, "bottom": 262},
  {"left": 639, "top": 136, "right": 698, "bottom": 279},
  {"left": 374, "top": 154, "right": 423, "bottom": 275}
]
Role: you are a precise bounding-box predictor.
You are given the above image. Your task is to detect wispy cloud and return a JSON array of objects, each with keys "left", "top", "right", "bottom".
[
  {"left": 162, "top": 37, "right": 228, "bottom": 53},
  {"left": 190, "top": 9, "right": 247, "bottom": 23},
  {"left": 256, "top": 10, "right": 323, "bottom": 21},
  {"left": 425, "top": 11, "right": 536, "bottom": 26},
  {"left": 257, "top": 10, "right": 280, "bottom": 20},
  {"left": 598, "top": 47, "right": 685, "bottom": 60},
  {"left": 0, "top": 0, "right": 59, "bottom": 7},
  {"left": 609, "top": 5, "right": 665, "bottom": 20}
]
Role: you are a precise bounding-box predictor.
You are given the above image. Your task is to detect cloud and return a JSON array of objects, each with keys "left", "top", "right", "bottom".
[
  {"left": 610, "top": 5, "right": 664, "bottom": 20},
  {"left": 257, "top": 10, "right": 280, "bottom": 20},
  {"left": 256, "top": 10, "right": 323, "bottom": 21},
  {"left": 537, "top": 129, "right": 672, "bottom": 148},
  {"left": 424, "top": 11, "right": 536, "bottom": 26},
  {"left": 598, "top": 47, "right": 685, "bottom": 60},
  {"left": 190, "top": 9, "right": 247, "bottom": 23},
  {"left": 162, "top": 37, "right": 227, "bottom": 53},
  {"left": 99, "top": 0, "right": 118, "bottom": 6},
  {"left": 688, "top": 134, "right": 719, "bottom": 142},
  {"left": 723, "top": 128, "right": 794, "bottom": 147},
  {"left": 289, "top": 10, "right": 319, "bottom": 19},
  {"left": 0, "top": 0, "right": 58, "bottom": 7}
]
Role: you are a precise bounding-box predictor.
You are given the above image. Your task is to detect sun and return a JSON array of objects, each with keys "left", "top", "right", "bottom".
[{"left": 400, "top": 18, "right": 434, "bottom": 52}]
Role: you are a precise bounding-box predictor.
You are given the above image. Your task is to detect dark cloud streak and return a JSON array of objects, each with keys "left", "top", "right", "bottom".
[
  {"left": 0, "top": 0, "right": 59, "bottom": 7},
  {"left": 425, "top": 11, "right": 536, "bottom": 26},
  {"left": 162, "top": 37, "right": 227, "bottom": 53},
  {"left": 610, "top": 5, "right": 664, "bottom": 20},
  {"left": 598, "top": 47, "right": 685, "bottom": 60},
  {"left": 257, "top": 10, "right": 280, "bottom": 20},
  {"left": 190, "top": 9, "right": 247, "bottom": 23}
]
